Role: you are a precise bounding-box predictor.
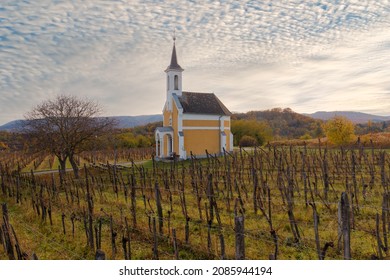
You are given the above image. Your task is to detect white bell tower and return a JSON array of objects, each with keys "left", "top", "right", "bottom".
[{"left": 165, "top": 34, "right": 183, "bottom": 111}]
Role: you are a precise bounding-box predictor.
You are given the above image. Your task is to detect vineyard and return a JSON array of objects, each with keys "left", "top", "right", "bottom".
[{"left": 0, "top": 145, "right": 389, "bottom": 260}]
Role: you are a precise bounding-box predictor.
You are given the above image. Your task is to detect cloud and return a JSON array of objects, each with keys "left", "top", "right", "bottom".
[{"left": 1, "top": 0, "right": 390, "bottom": 125}]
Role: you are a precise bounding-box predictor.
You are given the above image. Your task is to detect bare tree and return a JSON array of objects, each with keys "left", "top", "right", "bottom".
[{"left": 24, "top": 94, "right": 115, "bottom": 177}]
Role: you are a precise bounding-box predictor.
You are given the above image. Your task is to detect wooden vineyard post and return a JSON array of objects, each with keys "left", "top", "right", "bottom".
[
  {"left": 94, "top": 224, "right": 99, "bottom": 250},
  {"left": 340, "top": 192, "right": 351, "bottom": 259},
  {"left": 178, "top": 180, "right": 190, "bottom": 244},
  {"left": 1, "top": 203, "right": 15, "bottom": 260},
  {"left": 32, "top": 253, "right": 39, "bottom": 260},
  {"left": 252, "top": 167, "right": 258, "bottom": 214},
  {"left": 167, "top": 211, "right": 171, "bottom": 239},
  {"left": 130, "top": 174, "right": 137, "bottom": 229},
  {"left": 124, "top": 217, "right": 131, "bottom": 260},
  {"left": 61, "top": 213, "right": 66, "bottom": 235},
  {"left": 95, "top": 249, "right": 106, "bottom": 260},
  {"left": 70, "top": 213, "right": 76, "bottom": 238},
  {"left": 382, "top": 192, "right": 389, "bottom": 252},
  {"left": 337, "top": 201, "right": 342, "bottom": 253},
  {"left": 351, "top": 152, "right": 359, "bottom": 210},
  {"left": 380, "top": 152, "right": 387, "bottom": 191},
  {"left": 154, "top": 181, "right": 163, "bottom": 236},
  {"left": 0, "top": 225, "right": 3, "bottom": 248},
  {"left": 172, "top": 228, "right": 179, "bottom": 260},
  {"left": 213, "top": 198, "right": 226, "bottom": 260},
  {"left": 270, "top": 229, "right": 278, "bottom": 260},
  {"left": 1, "top": 171, "right": 5, "bottom": 195},
  {"left": 121, "top": 234, "right": 129, "bottom": 260},
  {"left": 322, "top": 148, "right": 329, "bottom": 202},
  {"left": 218, "top": 231, "right": 226, "bottom": 260},
  {"left": 285, "top": 170, "right": 300, "bottom": 243},
  {"left": 376, "top": 213, "right": 384, "bottom": 259},
  {"left": 16, "top": 174, "right": 20, "bottom": 204},
  {"left": 185, "top": 217, "right": 190, "bottom": 245},
  {"left": 205, "top": 203, "right": 212, "bottom": 256},
  {"left": 301, "top": 144, "right": 308, "bottom": 207},
  {"left": 235, "top": 215, "right": 245, "bottom": 260},
  {"left": 310, "top": 202, "right": 322, "bottom": 260},
  {"left": 10, "top": 224, "right": 22, "bottom": 259},
  {"left": 110, "top": 215, "right": 117, "bottom": 259},
  {"left": 259, "top": 184, "right": 278, "bottom": 260},
  {"left": 84, "top": 164, "right": 94, "bottom": 251},
  {"left": 207, "top": 174, "right": 214, "bottom": 224},
  {"left": 95, "top": 218, "right": 102, "bottom": 250},
  {"left": 152, "top": 217, "right": 159, "bottom": 260},
  {"left": 48, "top": 202, "right": 53, "bottom": 226}
]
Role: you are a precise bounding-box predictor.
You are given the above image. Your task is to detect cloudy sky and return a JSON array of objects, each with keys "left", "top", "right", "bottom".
[{"left": 1, "top": 0, "right": 390, "bottom": 125}]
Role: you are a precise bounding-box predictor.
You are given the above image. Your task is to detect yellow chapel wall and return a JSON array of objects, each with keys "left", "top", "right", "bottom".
[
  {"left": 183, "top": 130, "right": 220, "bottom": 155},
  {"left": 181, "top": 114, "right": 232, "bottom": 156},
  {"left": 163, "top": 134, "right": 168, "bottom": 155},
  {"left": 163, "top": 109, "right": 171, "bottom": 126}
]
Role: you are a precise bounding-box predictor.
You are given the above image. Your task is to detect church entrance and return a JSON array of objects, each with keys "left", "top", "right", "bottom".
[{"left": 154, "top": 127, "right": 174, "bottom": 160}]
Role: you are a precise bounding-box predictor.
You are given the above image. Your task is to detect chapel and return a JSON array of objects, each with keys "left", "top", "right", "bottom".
[{"left": 155, "top": 38, "right": 233, "bottom": 160}]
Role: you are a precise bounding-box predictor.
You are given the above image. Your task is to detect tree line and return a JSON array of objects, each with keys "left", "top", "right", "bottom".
[
  {"left": 233, "top": 108, "right": 324, "bottom": 140},
  {"left": 232, "top": 108, "right": 390, "bottom": 148}
]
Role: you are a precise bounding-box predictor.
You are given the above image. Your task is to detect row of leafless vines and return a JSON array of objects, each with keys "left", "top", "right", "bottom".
[{"left": 1, "top": 145, "right": 389, "bottom": 259}]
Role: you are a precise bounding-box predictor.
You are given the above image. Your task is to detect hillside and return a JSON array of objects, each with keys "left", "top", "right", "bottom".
[
  {"left": 113, "top": 115, "right": 162, "bottom": 128},
  {"left": 233, "top": 108, "right": 323, "bottom": 139},
  {"left": 0, "top": 115, "right": 163, "bottom": 131},
  {"left": 306, "top": 111, "right": 390, "bottom": 123},
  {"left": 0, "top": 120, "right": 25, "bottom": 131}
]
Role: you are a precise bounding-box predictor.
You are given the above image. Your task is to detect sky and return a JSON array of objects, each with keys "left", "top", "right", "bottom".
[{"left": 1, "top": 0, "right": 390, "bottom": 125}]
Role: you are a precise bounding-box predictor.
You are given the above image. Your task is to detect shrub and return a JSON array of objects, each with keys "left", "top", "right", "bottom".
[
  {"left": 231, "top": 120, "right": 272, "bottom": 146},
  {"left": 239, "top": 135, "right": 258, "bottom": 147}
]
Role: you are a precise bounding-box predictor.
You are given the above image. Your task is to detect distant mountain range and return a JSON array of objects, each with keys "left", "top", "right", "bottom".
[
  {"left": 0, "top": 115, "right": 163, "bottom": 131},
  {"left": 305, "top": 111, "right": 390, "bottom": 123},
  {"left": 1, "top": 111, "right": 389, "bottom": 131},
  {"left": 0, "top": 120, "right": 25, "bottom": 131},
  {"left": 111, "top": 115, "right": 162, "bottom": 128}
]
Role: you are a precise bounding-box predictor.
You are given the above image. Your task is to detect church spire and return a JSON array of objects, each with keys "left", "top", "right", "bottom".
[{"left": 166, "top": 32, "right": 183, "bottom": 72}]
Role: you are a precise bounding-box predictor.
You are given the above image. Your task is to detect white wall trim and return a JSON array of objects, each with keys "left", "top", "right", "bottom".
[
  {"left": 178, "top": 133, "right": 186, "bottom": 159},
  {"left": 220, "top": 132, "right": 227, "bottom": 152},
  {"left": 230, "top": 132, "right": 234, "bottom": 152},
  {"left": 178, "top": 112, "right": 183, "bottom": 131}
]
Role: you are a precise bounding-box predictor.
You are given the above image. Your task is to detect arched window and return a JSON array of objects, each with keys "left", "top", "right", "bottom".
[
  {"left": 174, "top": 75, "right": 179, "bottom": 90},
  {"left": 167, "top": 76, "right": 170, "bottom": 90}
]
